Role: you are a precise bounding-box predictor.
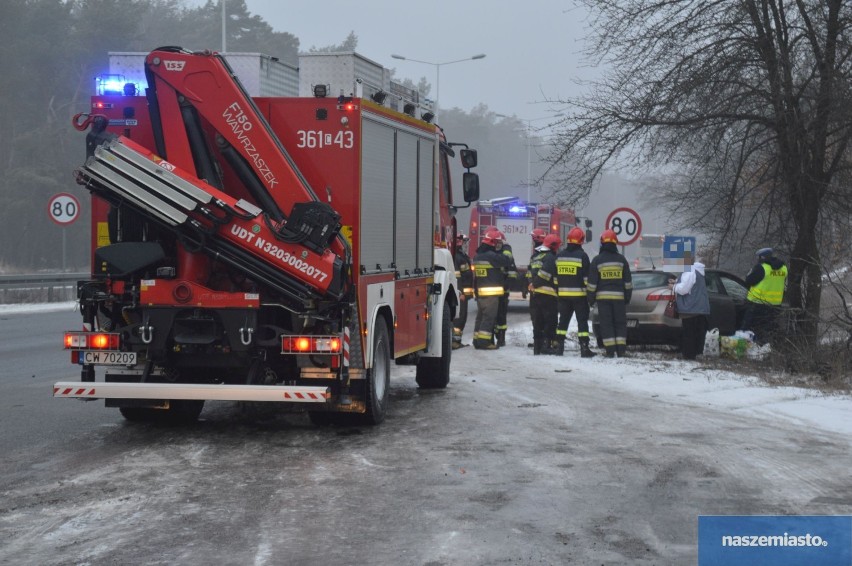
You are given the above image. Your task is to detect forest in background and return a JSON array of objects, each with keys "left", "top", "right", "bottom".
[{"left": 0, "top": 0, "right": 542, "bottom": 272}]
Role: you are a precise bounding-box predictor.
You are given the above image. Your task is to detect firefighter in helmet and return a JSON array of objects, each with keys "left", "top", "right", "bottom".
[
  {"left": 530, "top": 234, "right": 561, "bottom": 354},
  {"left": 587, "top": 229, "right": 632, "bottom": 357},
  {"left": 472, "top": 229, "right": 510, "bottom": 349},
  {"left": 555, "top": 227, "right": 596, "bottom": 357},
  {"left": 527, "top": 228, "right": 547, "bottom": 287},
  {"left": 452, "top": 232, "right": 473, "bottom": 349},
  {"left": 526, "top": 228, "right": 549, "bottom": 346},
  {"left": 495, "top": 230, "right": 517, "bottom": 347}
]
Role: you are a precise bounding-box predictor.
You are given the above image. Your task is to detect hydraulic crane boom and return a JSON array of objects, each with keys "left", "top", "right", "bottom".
[{"left": 142, "top": 47, "right": 346, "bottom": 259}]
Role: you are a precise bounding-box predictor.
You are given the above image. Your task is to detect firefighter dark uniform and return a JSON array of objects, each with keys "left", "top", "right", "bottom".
[
  {"left": 587, "top": 230, "right": 632, "bottom": 358},
  {"left": 453, "top": 235, "right": 474, "bottom": 349},
  {"left": 472, "top": 231, "right": 509, "bottom": 349},
  {"left": 556, "top": 227, "right": 595, "bottom": 357},
  {"left": 495, "top": 234, "right": 517, "bottom": 347},
  {"left": 530, "top": 235, "right": 560, "bottom": 355},
  {"left": 741, "top": 247, "right": 788, "bottom": 344},
  {"left": 526, "top": 229, "right": 547, "bottom": 348}
]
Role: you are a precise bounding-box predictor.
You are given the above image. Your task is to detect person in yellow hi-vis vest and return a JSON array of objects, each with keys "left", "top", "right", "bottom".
[{"left": 741, "top": 247, "right": 788, "bottom": 344}]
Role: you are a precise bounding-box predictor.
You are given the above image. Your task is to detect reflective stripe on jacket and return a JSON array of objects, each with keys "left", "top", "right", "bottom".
[
  {"left": 747, "top": 263, "right": 787, "bottom": 305},
  {"left": 532, "top": 251, "right": 558, "bottom": 297},
  {"left": 502, "top": 245, "right": 518, "bottom": 280},
  {"left": 473, "top": 247, "right": 508, "bottom": 297},
  {"left": 556, "top": 245, "right": 590, "bottom": 297},
  {"left": 588, "top": 247, "right": 633, "bottom": 302},
  {"left": 454, "top": 250, "right": 474, "bottom": 296}
]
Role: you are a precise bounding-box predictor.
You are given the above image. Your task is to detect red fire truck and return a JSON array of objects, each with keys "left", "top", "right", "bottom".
[
  {"left": 468, "top": 197, "right": 579, "bottom": 296},
  {"left": 54, "top": 47, "right": 479, "bottom": 425}
]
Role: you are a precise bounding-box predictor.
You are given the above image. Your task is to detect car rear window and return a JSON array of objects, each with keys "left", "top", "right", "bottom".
[{"left": 631, "top": 272, "right": 673, "bottom": 290}]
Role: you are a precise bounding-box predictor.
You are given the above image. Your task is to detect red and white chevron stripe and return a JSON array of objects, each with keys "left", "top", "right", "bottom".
[
  {"left": 282, "top": 390, "right": 330, "bottom": 400},
  {"left": 54, "top": 386, "right": 97, "bottom": 397},
  {"left": 343, "top": 327, "right": 350, "bottom": 367}
]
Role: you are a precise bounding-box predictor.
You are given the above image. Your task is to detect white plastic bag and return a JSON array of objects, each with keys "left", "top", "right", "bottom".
[
  {"left": 747, "top": 342, "right": 771, "bottom": 360},
  {"left": 734, "top": 329, "right": 755, "bottom": 342},
  {"left": 703, "top": 328, "right": 720, "bottom": 357}
]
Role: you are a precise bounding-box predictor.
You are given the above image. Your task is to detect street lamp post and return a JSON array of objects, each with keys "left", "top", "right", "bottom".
[
  {"left": 221, "top": 0, "right": 227, "bottom": 52},
  {"left": 390, "top": 53, "right": 486, "bottom": 123},
  {"left": 495, "top": 113, "right": 563, "bottom": 202}
]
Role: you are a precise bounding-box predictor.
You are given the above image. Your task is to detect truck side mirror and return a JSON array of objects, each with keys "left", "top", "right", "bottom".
[
  {"left": 585, "top": 219, "right": 593, "bottom": 228},
  {"left": 585, "top": 229, "right": 593, "bottom": 242},
  {"left": 463, "top": 172, "right": 480, "bottom": 202},
  {"left": 459, "top": 149, "right": 477, "bottom": 169}
]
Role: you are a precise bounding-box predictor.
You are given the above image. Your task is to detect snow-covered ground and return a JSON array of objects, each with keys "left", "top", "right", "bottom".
[
  {"left": 456, "top": 313, "right": 852, "bottom": 442},
  {"left": 9, "top": 300, "right": 850, "bottom": 441}
]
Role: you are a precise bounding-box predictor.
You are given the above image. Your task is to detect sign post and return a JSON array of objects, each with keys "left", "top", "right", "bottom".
[
  {"left": 605, "top": 207, "right": 642, "bottom": 248},
  {"left": 48, "top": 193, "right": 81, "bottom": 271}
]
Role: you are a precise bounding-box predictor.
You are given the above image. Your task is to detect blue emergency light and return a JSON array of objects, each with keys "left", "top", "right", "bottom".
[{"left": 95, "top": 74, "right": 142, "bottom": 96}]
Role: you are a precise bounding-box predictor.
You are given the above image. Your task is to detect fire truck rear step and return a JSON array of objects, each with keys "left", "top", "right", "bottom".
[{"left": 53, "top": 381, "right": 330, "bottom": 402}]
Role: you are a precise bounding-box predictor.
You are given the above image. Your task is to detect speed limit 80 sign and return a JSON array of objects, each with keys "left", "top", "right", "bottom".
[
  {"left": 605, "top": 207, "right": 642, "bottom": 246},
  {"left": 48, "top": 193, "right": 80, "bottom": 225}
]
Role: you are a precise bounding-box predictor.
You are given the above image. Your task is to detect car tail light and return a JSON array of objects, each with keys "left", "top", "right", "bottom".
[
  {"left": 646, "top": 290, "right": 674, "bottom": 301},
  {"left": 281, "top": 335, "right": 342, "bottom": 354},
  {"left": 64, "top": 331, "right": 120, "bottom": 350}
]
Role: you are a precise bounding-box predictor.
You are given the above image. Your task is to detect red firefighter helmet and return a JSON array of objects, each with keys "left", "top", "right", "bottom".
[
  {"left": 600, "top": 229, "right": 619, "bottom": 244},
  {"left": 567, "top": 227, "right": 585, "bottom": 244},
  {"left": 531, "top": 228, "right": 547, "bottom": 245},
  {"left": 543, "top": 234, "right": 561, "bottom": 252},
  {"left": 482, "top": 229, "right": 503, "bottom": 247}
]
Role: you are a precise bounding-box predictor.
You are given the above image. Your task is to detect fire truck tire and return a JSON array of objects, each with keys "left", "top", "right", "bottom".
[
  {"left": 168, "top": 400, "right": 205, "bottom": 422},
  {"left": 415, "top": 301, "right": 451, "bottom": 389},
  {"left": 361, "top": 319, "right": 391, "bottom": 424}
]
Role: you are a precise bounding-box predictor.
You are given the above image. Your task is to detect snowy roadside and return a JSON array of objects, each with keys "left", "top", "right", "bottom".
[{"left": 454, "top": 318, "right": 852, "bottom": 442}]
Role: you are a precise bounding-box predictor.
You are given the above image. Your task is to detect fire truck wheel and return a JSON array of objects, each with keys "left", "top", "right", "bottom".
[
  {"left": 415, "top": 301, "right": 452, "bottom": 389},
  {"left": 361, "top": 318, "right": 391, "bottom": 425},
  {"left": 167, "top": 400, "right": 205, "bottom": 422}
]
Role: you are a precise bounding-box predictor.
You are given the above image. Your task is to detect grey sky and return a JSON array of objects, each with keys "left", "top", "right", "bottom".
[
  {"left": 238, "top": 0, "right": 595, "bottom": 120},
  {"left": 219, "top": 1, "right": 677, "bottom": 252}
]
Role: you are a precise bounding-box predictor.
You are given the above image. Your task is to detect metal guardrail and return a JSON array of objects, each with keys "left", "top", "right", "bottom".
[{"left": 0, "top": 272, "right": 88, "bottom": 304}]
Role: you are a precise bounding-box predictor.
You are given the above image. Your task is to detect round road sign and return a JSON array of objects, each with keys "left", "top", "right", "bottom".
[
  {"left": 605, "top": 207, "right": 642, "bottom": 246},
  {"left": 48, "top": 193, "right": 81, "bottom": 226}
]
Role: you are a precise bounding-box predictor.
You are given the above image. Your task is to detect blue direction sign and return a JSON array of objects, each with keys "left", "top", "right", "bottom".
[{"left": 662, "top": 235, "right": 696, "bottom": 272}]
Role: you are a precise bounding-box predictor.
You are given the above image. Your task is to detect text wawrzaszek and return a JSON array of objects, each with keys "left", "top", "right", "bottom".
[
  {"left": 222, "top": 102, "right": 278, "bottom": 188},
  {"left": 721, "top": 533, "right": 828, "bottom": 547}
]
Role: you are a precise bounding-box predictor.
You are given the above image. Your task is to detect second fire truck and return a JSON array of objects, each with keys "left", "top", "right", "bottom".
[{"left": 468, "top": 197, "right": 582, "bottom": 296}]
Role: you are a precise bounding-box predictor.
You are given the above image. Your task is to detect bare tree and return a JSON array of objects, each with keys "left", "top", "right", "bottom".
[{"left": 547, "top": 0, "right": 852, "bottom": 344}]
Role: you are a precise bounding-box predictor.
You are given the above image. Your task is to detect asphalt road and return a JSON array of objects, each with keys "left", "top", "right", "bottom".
[{"left": 1, "top": 304, "right": 850, "bottom": 565}]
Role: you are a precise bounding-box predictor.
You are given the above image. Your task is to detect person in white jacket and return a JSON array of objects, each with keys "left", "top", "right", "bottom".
[{"left": 668, "top": 261, "right": 711, "bottom": 360}]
